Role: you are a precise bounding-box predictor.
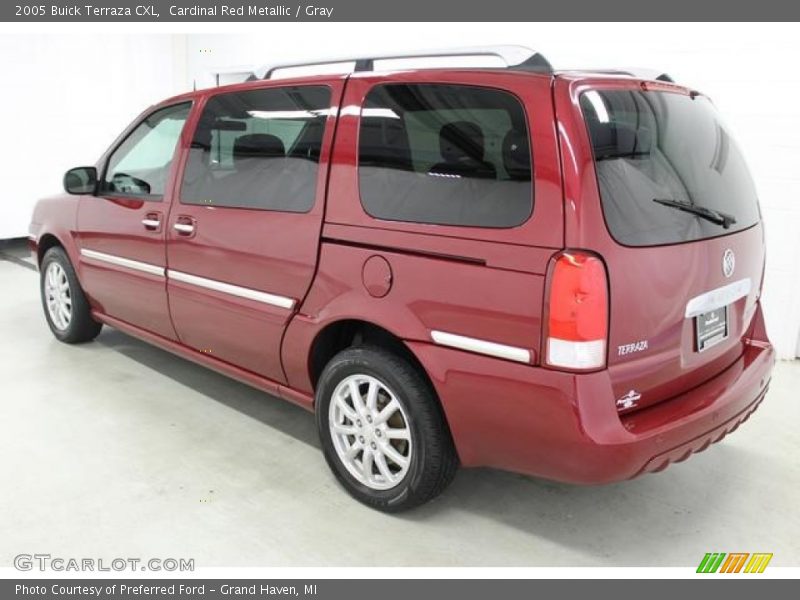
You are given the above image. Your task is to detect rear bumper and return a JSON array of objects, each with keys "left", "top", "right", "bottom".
[{"left": 408, "top": 310, "right": 774, "bottom": 484}]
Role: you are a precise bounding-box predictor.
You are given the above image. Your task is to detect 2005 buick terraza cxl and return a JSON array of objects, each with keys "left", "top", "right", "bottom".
[{"left": 30, "top": 46, "right": 775, "bottom": 511}]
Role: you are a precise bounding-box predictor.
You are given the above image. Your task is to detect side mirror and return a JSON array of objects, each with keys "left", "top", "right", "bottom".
[{"left": 63, "top": 166, "right": 98, "bottom": 195}]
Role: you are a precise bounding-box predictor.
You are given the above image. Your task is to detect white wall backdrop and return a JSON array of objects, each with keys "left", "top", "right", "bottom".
[
  {"left": 1, "top": 24, "right": 798, "bottom": 359},
  {"left": 0, "top": 33, "right": 186, "bottom": 240}
]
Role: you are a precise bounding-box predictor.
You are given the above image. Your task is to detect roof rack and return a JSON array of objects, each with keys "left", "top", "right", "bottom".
[
  {"left": 571, "top": 68, "right": 675, "bottom": 83},
  {"left": 251, "top": 45, "right": 553, "bottom": 80}
]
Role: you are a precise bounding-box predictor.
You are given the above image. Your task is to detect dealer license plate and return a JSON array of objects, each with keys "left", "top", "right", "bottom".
[{"left": 696, "top": 306, "right": 728, "bottom": 352}]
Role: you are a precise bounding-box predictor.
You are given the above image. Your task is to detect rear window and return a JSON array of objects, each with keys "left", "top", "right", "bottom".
[
  {"left": 358, "top": 84, "right": 532, "bottom": 228},
  {"left": 580, "top": 89, "right": 760, "bottom": 246}
]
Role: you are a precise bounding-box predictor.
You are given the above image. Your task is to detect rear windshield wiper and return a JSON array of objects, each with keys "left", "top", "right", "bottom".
[{"left": 652, "top": 198, "right": 737, "bottom": 229}]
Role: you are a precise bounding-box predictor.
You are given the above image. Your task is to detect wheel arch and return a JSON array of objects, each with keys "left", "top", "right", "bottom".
[
  {"left": 309, "top": 319, "right": 430, "bottom": 392},
  {"left": 37, "top": 233, "right": 65, "bottom": 265}
]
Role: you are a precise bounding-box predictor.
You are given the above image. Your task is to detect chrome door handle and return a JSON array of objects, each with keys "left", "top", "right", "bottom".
[
  {"left": 173, "top": 223, "right": 195, "bottom": 234},
  {"left": 142, "top": 212, "right": 162, "bottom": 231}
]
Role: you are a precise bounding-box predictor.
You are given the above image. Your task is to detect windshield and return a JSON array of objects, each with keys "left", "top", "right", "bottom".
[{"left": 580, "top": 89, "right": 760, "bottom": 246}]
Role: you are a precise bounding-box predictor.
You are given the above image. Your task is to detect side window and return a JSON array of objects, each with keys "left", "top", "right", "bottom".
[
  {"left": 180, "top": 86, "right": 331, "bottom": 213},
  {"left": 358, "top": 84, "right": 532, "bottom": 228},
  {"left": 103, "top": 103, "right": 191, "bottom": 199}
]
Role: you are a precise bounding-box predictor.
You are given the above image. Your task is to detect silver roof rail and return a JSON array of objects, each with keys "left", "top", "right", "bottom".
[
  {"left": 251, "top": 45, "right": 553, "bottom": 80},
  {"left": 568, "top": 68, "right": 675, "bottom": 83}
]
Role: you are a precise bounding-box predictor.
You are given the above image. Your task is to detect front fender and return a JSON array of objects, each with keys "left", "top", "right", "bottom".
[{"left": 29, "top": 193, "right": 81, "bottom": 268}]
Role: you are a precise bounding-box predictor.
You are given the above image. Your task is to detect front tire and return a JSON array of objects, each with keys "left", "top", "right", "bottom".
[
  {"left": 40, "top": 246, "right": 102, "bottom": 344},
  {"left": 316, "top": 346, "right": 458, "bottom": 512}
]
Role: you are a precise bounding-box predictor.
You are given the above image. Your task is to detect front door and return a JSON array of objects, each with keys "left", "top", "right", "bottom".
[
  {"left": 77, "top": 102, "right": 192, "bottom": 339},
  {"left": 165, "top": 82, "right": 342, "bottom": 382}
]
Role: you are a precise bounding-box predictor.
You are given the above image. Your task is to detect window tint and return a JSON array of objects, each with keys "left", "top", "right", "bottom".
[
  {"left": 358, "top": 84, "right": 532, "bottom": 228},
  {"left": 581, "top": 90, "right": 760, "bottom": 246},
  {"left": 180, "top": 86, "right": 331, "bottom": 212},
  {"left": 103, "top": 103, "right": 191, "bottom": 199}
]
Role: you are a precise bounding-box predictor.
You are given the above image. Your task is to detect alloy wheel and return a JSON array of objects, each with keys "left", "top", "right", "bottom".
[
  {"left": 44, "top": 261, "right": 72, "bottom": 331},
  {"left": 328, "top": 374, "right": 413, "bottom": 490}
]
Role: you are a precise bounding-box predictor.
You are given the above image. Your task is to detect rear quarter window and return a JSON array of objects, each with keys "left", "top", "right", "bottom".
[{"left": 358, "top": 83, "right": 533, "bottom": 228}]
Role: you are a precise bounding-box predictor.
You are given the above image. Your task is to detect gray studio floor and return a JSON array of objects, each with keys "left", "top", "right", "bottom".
[{"left": 1, "top": 244, "right": 798, "bottom": 568}]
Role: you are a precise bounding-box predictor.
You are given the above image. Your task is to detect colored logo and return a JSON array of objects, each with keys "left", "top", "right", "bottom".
[{"left": 697, "top": 552, "right": 772, "bottom": 573}]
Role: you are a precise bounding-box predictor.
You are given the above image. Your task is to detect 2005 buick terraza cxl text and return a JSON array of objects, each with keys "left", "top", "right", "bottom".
[{"left": 29, "top": 47, "right": 775, "bottom": 511}]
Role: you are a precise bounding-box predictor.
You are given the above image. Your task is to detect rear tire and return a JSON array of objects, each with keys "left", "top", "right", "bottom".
[
  {"left": 40, "top": 246, "right": 102, "bottom": 344},
  {"left": 316, "top": 345, "right": 458, "bottom": 512}
]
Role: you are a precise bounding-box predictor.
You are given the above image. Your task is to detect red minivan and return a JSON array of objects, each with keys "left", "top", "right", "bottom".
[{"left": 29, "top": 47, "right": 775, "bottom": 511}]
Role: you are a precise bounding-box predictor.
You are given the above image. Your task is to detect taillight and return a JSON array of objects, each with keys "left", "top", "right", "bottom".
[{"left": 545, "top": 251, "right": 608, "bottom": 370}]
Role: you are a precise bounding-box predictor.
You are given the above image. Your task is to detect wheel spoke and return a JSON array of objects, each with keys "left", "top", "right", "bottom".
[
  {"left": 385, "top": 427, "right": 410, "bottom": 441},
  {"left": 361, "top": 448, "right": 374, "bottom": 483},
  {"left": 345, "top": 441, "right": 362, "bottom": 460},
  {"left": 365, "top": 380, "right": 378, "bottom": 411},
  {"left": 348, "top": 379, "right": 366, "bottom": 415},
  {"left": 374, "top": 398, "right": 400, "bottom": 425},
  {"left": 373, "top": 451, "right": 395, "bottom": 484},
  {"left": 381, "top": 441, "right": 409, "bottom": 468},
  {"left": 334, "top": 395, "right": 358, "bottom": 422},
  {"left": 332, "top": 422, "right": 358, "bottom": 436}
]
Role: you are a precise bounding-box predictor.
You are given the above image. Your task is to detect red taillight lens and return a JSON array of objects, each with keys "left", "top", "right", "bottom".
[{"left": 545, "top": 252, "right": 608, "bottom": 370}]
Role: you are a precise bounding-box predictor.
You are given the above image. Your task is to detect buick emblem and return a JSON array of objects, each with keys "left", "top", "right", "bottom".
[{"left": 722, "top": 249, "right": 735, "bottom": 278}]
